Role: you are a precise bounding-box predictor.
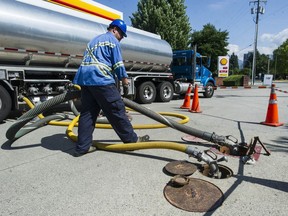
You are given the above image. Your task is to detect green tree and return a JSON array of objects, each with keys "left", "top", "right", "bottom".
[
  {"left": 243, "top": 51, "right": 269, "bottom": 79},
  {"left": 271, "top": 39, "right": 288, "bottom": 79},
  {"left": 243, "top": 52, "right": 253, "bottom": 69},
  {"left": 241, "top": 52, "right": 253, "bottom": 77},
  {"left": 130, "top": 0, "right": 191, "bottom": 50},
  {"left": 190, "top": 24, "right": 229, "bottom": 74},
  {"left": 240, "top": 68, "right": 251, "bottom": 76},
  {"left": 229, "top": 52, "right": 239, "bottom": 74},
  {"left": 257, "top": 53, "right": 269, "bottom": 76}
]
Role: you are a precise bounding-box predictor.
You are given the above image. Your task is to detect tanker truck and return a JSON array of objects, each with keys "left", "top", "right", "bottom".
[{"left": 0, "top": 0, "right": 215, "bottom": 122}]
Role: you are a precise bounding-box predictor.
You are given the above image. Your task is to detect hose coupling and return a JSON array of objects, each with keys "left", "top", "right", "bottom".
[
  {"left": 18, "top": 95, "right": 25, "bottom": 101},
  {"left": 186, "top": 146, "right": 228, "bottom": 177},
  {"left": 211, "top": 133, "right": 239, "bottom": 148}
]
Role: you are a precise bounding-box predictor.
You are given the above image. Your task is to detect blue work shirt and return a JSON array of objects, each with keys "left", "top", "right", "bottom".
[{"left": 73, "top": 32, "right": 128, "bottom": 86}]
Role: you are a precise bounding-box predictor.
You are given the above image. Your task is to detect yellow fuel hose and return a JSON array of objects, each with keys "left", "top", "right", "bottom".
[
  {"left": 66, "top": 115, "right": 188, "bottom": 153},
  {"left": 22, "top": 96, "right": 189, "bottom": 129},
  {"left": 8, "top": 91, "right": 224, "bottom": 177},
  {"left": 66, "top": 114, "right": 223, "bottom": 178},
  {"left": 22, "top": 95, "right": 192, "bottom": 155},
  {"left": 20, "top": 95, "right": 190, "bottom": 153}
]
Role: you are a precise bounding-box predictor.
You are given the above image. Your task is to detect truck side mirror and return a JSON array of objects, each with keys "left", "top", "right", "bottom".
[{"left": 207, "top": 57, "right": 211, "bottom": 68}]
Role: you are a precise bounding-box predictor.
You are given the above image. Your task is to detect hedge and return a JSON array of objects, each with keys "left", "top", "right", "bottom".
[{"left": 223, "top": 75, "right": 244, "bottom": 86}]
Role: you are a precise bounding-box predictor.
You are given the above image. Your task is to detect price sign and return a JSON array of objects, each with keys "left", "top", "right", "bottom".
[{"left": 218, "top": 56, "right": 229, "bottom": 77}]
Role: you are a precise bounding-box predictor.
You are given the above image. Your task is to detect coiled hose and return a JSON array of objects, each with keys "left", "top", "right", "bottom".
[
  {"left": 65, "top": 115, "right": 225, "bottom": 177},
  {"left": 6, "top": 89, "right": 231, "bottom": 177},
  {"left": 6, "top": 89, "right": 236, "bottom": 148},
  {"left": 6, "top": 90, "right": 81, "bottom": 140}
]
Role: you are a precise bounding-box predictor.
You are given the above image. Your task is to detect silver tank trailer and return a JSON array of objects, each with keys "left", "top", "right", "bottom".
[{"left": 0, "top": 0, "right": 172, "bottom": 72}]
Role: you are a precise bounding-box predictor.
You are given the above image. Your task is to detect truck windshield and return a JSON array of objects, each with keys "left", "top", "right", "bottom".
[
  {"left": 201, "top": 57, "right": 210, "bottom": 68},
  {"left": 173, "top": 56, "right": 201, "bottom": 67}
]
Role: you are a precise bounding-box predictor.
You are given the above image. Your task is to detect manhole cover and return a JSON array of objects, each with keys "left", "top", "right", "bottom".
[
  {"left": 164, "top": 178, "right": 224, "bottom": 212},
  {"left": 164, "top": 160, "right": 197, "bottom": 176}
]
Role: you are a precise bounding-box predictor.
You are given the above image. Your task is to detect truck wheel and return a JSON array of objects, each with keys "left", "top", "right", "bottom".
[
  {"left": 136, "top": 81, "right": 156, "bottom": 104},
  {"left": 0, "top": 85, "right": 12, "bottom": 122},
  {"left": 203, "top": 82, "right": 214, "bottom": 98},
  {"left": 156, "top": 81, "right": 174, "bottom": 102}
]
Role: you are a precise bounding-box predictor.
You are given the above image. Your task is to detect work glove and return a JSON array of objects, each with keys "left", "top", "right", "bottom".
[{"left": 123, "top": 84, "right": 129, "bottom": 98}]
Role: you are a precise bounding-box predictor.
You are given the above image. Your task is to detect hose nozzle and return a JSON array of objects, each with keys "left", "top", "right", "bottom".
[
  {"left": 217, "top": 155, "right": 228, "bottom": 163},
  {"left": 185, "top": 147, "right": 228, "bottom": 178}
]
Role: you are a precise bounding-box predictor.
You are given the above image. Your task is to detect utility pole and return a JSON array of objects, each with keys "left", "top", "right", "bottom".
[
  {"left": 250, "top": 0, "right": 267, "bottom": 85},
  {"left": 192, "top": 44, "right": 197, "bottom": 85},
  {"left": 274, "top": 54, "right": 277, "bottom": 80},
  {"left": 267, "top": 55, "right": 270, "bottom": 74}
]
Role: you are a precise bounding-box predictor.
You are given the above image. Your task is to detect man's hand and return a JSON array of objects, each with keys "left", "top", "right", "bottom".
[{"left": 123, "top": 84, "right": 129, "bottom": 97}]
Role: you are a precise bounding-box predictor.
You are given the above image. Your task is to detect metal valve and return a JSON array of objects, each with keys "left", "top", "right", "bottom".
[{"left": 185, "top": 146, "right": 228, "bottom": 178}]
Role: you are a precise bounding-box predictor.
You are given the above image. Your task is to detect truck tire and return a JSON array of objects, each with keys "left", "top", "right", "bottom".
[
  {"left": 203, "top": 82, "right": 214, "bottom": 98},
  {"left": 0, "top": 85, "right": 12, "bottom": 122},
  {"left": 156, "top": 81, "right": 174, "bottom": 102},
  {"left": 136, "top": 81, "right": 156, "bottom": 104}
]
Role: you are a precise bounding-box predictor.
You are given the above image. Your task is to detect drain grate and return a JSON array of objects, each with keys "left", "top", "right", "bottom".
[
  {"left": 164, "top": 177, "right": 224, "bottom": 212},
  {"left": 164, "top": 160, "right": 197, "bottom": 176}
]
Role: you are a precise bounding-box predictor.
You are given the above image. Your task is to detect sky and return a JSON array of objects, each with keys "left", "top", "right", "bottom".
[{"left": 95, "top": 0, "right": 288, "bottom": 61}]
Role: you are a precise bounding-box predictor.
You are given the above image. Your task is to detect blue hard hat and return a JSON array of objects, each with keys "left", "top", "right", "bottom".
[{"left": 109, "top": 19, "right": 127, "bottom": 37}]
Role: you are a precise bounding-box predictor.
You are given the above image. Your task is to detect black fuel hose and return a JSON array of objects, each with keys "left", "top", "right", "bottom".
[
  {"left": 6, "top": 90, "right": 236, "bottom": 148},
  {"left": 123, "top": 98, "right": 235, "bottom": 147},
  {"left": 5, "top": 89, "right": 231, "bottom": 177},
  {"left": 11, "top": 114, "right": 68, "bottom": 140},
  {"left": 6, "top": 90, "right": 81, "bottom": 140}
]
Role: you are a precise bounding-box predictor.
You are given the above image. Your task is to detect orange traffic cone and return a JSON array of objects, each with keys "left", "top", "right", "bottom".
[
  {"left": 180, "top": 84, "right": 192, "bottom": 109},
  {"left": 189, "top": 84, "right": 202, "bottom": 113},
  {"left": 261, "top": 83, "right": 283, "bottom": 127}
]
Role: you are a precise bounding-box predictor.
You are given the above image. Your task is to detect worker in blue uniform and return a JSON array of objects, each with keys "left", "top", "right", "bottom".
[{"left": 73, "top": 19, "right": 149, "bottom": 157}]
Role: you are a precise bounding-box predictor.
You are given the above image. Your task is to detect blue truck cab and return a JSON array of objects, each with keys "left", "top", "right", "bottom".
[{"left": 171, "top": 50, "right": 216, "bottom": 98}]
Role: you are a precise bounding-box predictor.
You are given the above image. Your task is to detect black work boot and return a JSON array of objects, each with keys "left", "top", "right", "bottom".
[
  {"left": 137, "top": 135, "right": 150, "bottom": 142},
  {"left": 73, "top": 146, "right": 97, "bottom": 157}
]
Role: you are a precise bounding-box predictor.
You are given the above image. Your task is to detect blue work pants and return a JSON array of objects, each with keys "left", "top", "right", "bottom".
[{"left": 76, "top": 84, "right": 138, "bottom": 153}]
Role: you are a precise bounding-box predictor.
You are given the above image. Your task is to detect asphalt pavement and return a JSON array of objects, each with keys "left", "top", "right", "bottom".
[{"left": 0, "top": 81, "right": 287, "bottom": 216}]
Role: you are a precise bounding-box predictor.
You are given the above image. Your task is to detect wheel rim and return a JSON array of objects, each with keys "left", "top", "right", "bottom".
[
  {"left": 143, "top": 86, "right": 154, "bottom": 100},
  {"left": 163, "top": 86, "right": 172, "bottom": 99},
  {"left": 207, "top": 86, "right": 212, "bottom": 94},
  {"left": 205, "top": 84, "right": 213, "bottom": 96}
]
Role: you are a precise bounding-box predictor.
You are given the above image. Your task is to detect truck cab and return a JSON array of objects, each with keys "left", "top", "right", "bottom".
[{"left": 171, "top": 50, "right": 216, "bottom": 98}]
